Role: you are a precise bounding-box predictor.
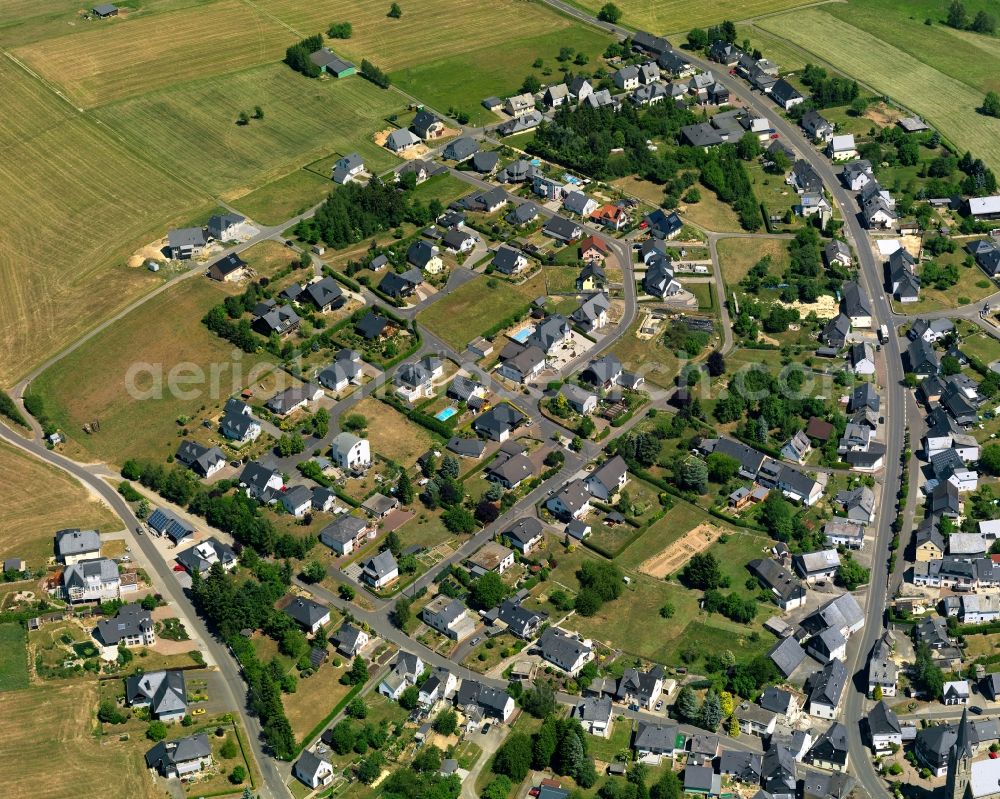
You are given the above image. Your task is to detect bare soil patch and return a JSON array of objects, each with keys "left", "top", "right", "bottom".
[{"left": 638, "top": 522, "right": 724, "bottom": 578}]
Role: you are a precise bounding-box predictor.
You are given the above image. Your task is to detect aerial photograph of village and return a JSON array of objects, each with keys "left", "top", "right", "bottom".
[{"left": 3, "top": 0, "right": 1000, "bottom": 798}]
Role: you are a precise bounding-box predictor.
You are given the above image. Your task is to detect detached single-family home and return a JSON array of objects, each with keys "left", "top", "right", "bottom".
[
  {"left": 96, "top": 603, "right": 155, "bottom": 651},
  {"left": 454, "top": 680, "right": 516, "bottom": 723},
  {"left": 828, "top": 134, "right": 857, "bottom": 161},
  {"left": 167, "top": 227, "right": 207, "bottom": 260},
  {"left": 850, "top": 342, "right": 876, "bottom": 375},
  {"left": 585, "top": 455, "right": 629, "bottom": 502},
  {"left": 492, "top": 246, "right": 528, "bottom": 276},
  {"left": 63, "top": 558, "right": 122, "bottom": 603},
  {"left": 570, "top": 293, "right": 610, "bottom": 333},
  {"left": 55, "top": 528, "right": 101, "bottom": 565},
  {"left": 644, "top": 209, "right": 683, "bottom": 240},
  {"left": 294, "top": 750, "right": 335, "bottom": 790},
  {"left": 443, "top": 136, "right": 478, "bottom": 162},
  {"left": 330, "top": 431, "right": 371, "bottom": 472},
  {"left": 220, "top": 398, "right": 261, "bottom": 444},
  {"left": 379, "top": 651, "right": 423, "bottom": 700},
  {"left": 614, "top": 66, "right": 640, "bottom": 91},
  {"left": 577, "top": 262, "right": 606, "bottom": 291},
  {"left": 473, "top": 403, "right": 525, "bottom": 441},
  {"left": 239, "top": 462, "right": 283, "bottom": 503},
  {"left": 127, "top": 669, "right": 187, "bottom": 721},
  {"left": 176, "top": 538, "right": 237, "bottom": 575},
  {"left": 385, "top": 128, "right": 421, "bottom": 153},
  {"left": 280, "top": 484, "right": 313, "bottom": 518},
  {"left": 824, "top": 240, "right": 852, "bottom": 270},
  {"left": 808, "top": 658, "right": 848, "bottom": 718},
  {"left": 332, "top": 623, "right": 369, "bottom": 658},
  {"left": 505, "top": 93, "right": 535, "bottom": 118},
  {"left": 575, "top": 695, "right": 614, "bottom": 737},
  {"left": 943, "top": 680, "right": 970, "bottom": 705},
  {"left": 407, "top": 239, "right": 443, "bottom": 273},
  {"left": 466, "top": 541, "right": 514, "bottom": 577},
  {"left": 145, "top": 734, "right": 212, "bottom": 779},
  {"left": 332, "top": 153, "right": 364, "bottom": 184},
  {"left": 781, "top": 430, "right": 812, "bottom": 464},
  {"left": 421, "top": 596, "right": 476, "bottom": 641},
  {"left": 771, "top": 78, "right": 804, "bottom": 110},
  {"left": 547, "top": 479, "right": 592, "bottom": 520},
  {"left": 842, "top": 280, "right": 872, "bottom": 329},
  {"left": 543, "top": 216, "right": 583, "bottom": 243},
  {"left": 563, "top": 191, "right": 599, "bottom": 218},
  {"left": 207, "top": 252, "right": 249, "bottom": 282},
  {"left": 175, "top": 440, "right": 226, "bottom": 479},
  {"left": 537, "top": 627, "right": 593, "bottom": 675},
  {"left": 868, "top": 701, "right": 902, "bottom": 752},
  {"left": 266, "top": 384, "right": 323, "bottom": 417},
  {"left": 284, "top": 597, "right": 331, "bottom": 634},
  {"left": 501, "top": 517, "right": 544, "bottom": 555},
  {"left": 559, "top": 383, "right": 597, "bottom": 415},
  {"left": 320, "top": 515, "right": 373, "bottom": 556},
  {"left": 801, "top": 109, "right": 834, "bottom": 142},
  {"left": 361, "top": 550, "right": 399, "bottom": 590},
  {"left": 590, "top": 203, "right": 629, "bottom": 231},
  {"left": 411, "top": 109, "right": 444, "bottom": 140},
  {"left": 633, "top": 722, "right": 683, "bottom": 765}
]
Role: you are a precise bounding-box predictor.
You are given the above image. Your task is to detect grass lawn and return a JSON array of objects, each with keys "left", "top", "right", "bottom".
[
  {"left": 350, "top": 398, "right": 437, "bottom": 468},
  {"left": 232, "top": 167, "right": 335, "bottom": 227},
  {"left": 748, "top": 163, "right": 799, "bottom": 219},
  {"left": 240, "top": 239, "right": 303, "bottom": 279},
  {"left": 568, "top": 0, "right": 819, "bottom": 34},
  {"left": 737, "top": 24, "right": 809, "bottom": 72},
  {"left": 717, "top": 236, "right": 792, "bottom": 288},
  {"left": 544, "top": 267, "right": 582, "bottom": 295},
  {"left": 0, "top": 57, "right": 213, "bottom": 386},
  {"left": 0, "top": 442, "right": 118, "bottom": 565},
  {"left": 0, "top": 623, "right": 29, "bottom": 692},
  {"left": 417, "top": 272, "right": 546, "bottom": 350},
  {"left": 587, "top": 720, "right": 633, "bottom": 763},
  {"left": 962, "top": 332, "right": 1000, "bottom": 365},
  {"left": 391, "top": 26, "right": 614, "bottom": 125},
  {"left": 757, "top": 8, "right": 1000, "bottom": 175},
  {"left": 688, "top": 282, "right": 716, "bottom": 311},
  {"left": 678, "top": 193, "right": 743, "bottom": 233},
  {"left": 616, "top": 501, "right": 738, "bottom": 572},
  {"left": 30, "top": 277, "right": 276, "bottom": 466},
  {"left": 0, "top": 681, "right": 158, "bottom": 799},
  {"left": 395, "top": 512, "right": 458, "bottom": 554},
  {"left": 0, "top": 0, "right": 185, "bottom": 48},
  {"left": 13, "top": 0, "right": 296, "bottom": 108},
  {"left": 409, "top": 173, "right": 472, "bottom": 207},
  {"left": 95, "top": 64, "right": 403, "bottom": 198},
  {"left": 282, "top": 658, "right": 353, "bottom": 745}
]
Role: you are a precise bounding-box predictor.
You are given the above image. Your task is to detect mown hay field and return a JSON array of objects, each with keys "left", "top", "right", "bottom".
[
  {"left": 12, "top": 0, "right": 296, "bottom": 108},
  {"left": 569, "top": 0, "right": 820, "bottom": 35},
  {"left": 95, "top": 64, "right": 403, "bottom": 198},
  {"left": 0, "top": 57, "right": 212, "bottom": 386}
]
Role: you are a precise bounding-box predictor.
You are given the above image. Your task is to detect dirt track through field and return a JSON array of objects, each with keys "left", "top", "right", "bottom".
[{"left": 638, "top": 522, "right": 724, "bottom": 579}]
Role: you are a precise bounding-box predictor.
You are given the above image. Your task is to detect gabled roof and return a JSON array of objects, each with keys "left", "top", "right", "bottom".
[
  {"left": 869, "top": 700, "right": 901, "bottom": 736},
  {"left": 502, "top": 517, "right": 544, "bottom": 547},
  {"left": 808, "top": 658, "right": 848, "bottom": 707},
  {"left": 284, "top": 597, "right": 329, "bottom": 627},
  {"left": 841, "top": 280, "right": 871, "bottom": 318}
]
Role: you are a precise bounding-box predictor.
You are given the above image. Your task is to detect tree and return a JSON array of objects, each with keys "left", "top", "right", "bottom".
[
  {"left": 981, "top": 443, "right": 1000, "bottom": 475},
  {"left": 433, "top": 708, "right": 457, "bottom": 735},
  {"left": 385, "top": 530, "right": 403, "bottom": 557},
  {"left": 687, "top": 27, "right": 709, "bottom": 49},
  {"left": 719, "top": 691, "right": 735, "bottom": 717},
  {"left": 651, "top": 769, "right": 682, "bottom": 799},
  {"left": 442, "top": 505, "right": 476, "bottom": 533},
  {"left": 229, "top": 766, "right": 247, "bottom": 785},
  {"left": 330, "top": 719, "right": 356, "bottom": 754},
  {"left": 706, "top": 452, "right": 740, "bottom": 483},
  {"left": 253, "top": 105, "right": 264, "bottom": 120},
  {"left": 983, "top": 91, "right": 1000, "bottom": 119},
  {"left": 493, "top": 733, "right": 533, "bottom": 781},
  {"left": 357, "top": 752, "right": 385, "bottom": 784},
  {"left": 947, "top": 0, "right": 968, "bottom": 29},
  {"left": 522, "top": 678, "right": 557, "bottom": 718},
  {"left": 597, "top": 2, "right": 622, "bottom": 23},
  {"left": 140, "top": 593, "right": 158, "bottom": 611},
  {"left": 659, "top": 601, "right": 675, "bottom": 619},
  {"left": 328, "top": 21, "right": 353, "bottom": 38},
  {"left": 220, "top": 736, "right": 239, "bottom": 759},
  {"left": 439, "top": 454, "right": 460, "bottom": 479},
  {"left": 481, "top": 777, "right": 513, "bottom": 799},
  {"left": 339, "top": 584, "right": 356, "bottom": 601},
  {"left": 532, "top": 717, "right": 559, "bottom": 768},
  {"left": 396, "top": 470, "right": 414, "bottom": 504},
  {"left": 836, "top": 555, "right": 870, "bottom": 590},
  {"left": 727, "top": 714, "right": 740, "bottom": 737},
  {"left": 412, "top": 745, "right": 442, "bottom": 773},
  {"left": 347, "top": 655, "right": 369, "bottom": 685},
  {"left": 301, "top": 560, "right": 325, "bottom": 583},
  {"left": 699, "top": 691, "right": 722, "bottom": 732},
  {"left": 398, "top": 685, "right": 419, "bottom": 710},
  {"left": 681, "top": 552, "right": 723, "bottom": 589},
  {"left": 146, "top": 721, "right": 168, "bottom": 741},
  {"left": 736, "top": 131, "right": 762, "bottom": 161},
  {"left": 679, "top": 456, "right": 709, "bottom": 494},
  {"left": 387, "top": 2, "right": 402, "bottom": 18},
  {"left": 521, "top": 74, "right": 541, "bottom": 94},
  {"left": 554, "top": 729, "right": 585, "bottom": 777},
  {"left": 237, "top": 111, "right": 250, "bottom": 126},
  {"left": 760, "top": 491, "right": 794, "bottom": 541},
  {"left": 346, "top": 697, "right": 368, "bottom": 719},
  {"left": 873, "top": 684, "right": 884, "bottom": 701},
  {"left": 972, "top": 10, "right": 996, "bottom": 33},
  {"left": 98, "top": 698, "right": 126, "bottom": 724},
  {"left": 392, "top": 597, "right": 411, "bottom": 629},
  {"left": 675, "top": 685, "right": 700, "bottom": 723},
  {"left": 707, "top": 349, "right": 726, "bottom": 376}
]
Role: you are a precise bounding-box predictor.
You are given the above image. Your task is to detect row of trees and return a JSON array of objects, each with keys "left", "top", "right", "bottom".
[
  {"left": 946, "top": 0, "right": 996, "bottom": 34},
  {"left": 799, "top": 64, "right": 860, "bottom": 109},
  {"left": 284, "top": 34, "right": 324, "bottom": 79}
]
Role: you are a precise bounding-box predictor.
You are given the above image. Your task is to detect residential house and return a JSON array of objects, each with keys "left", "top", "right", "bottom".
[
  {"left": 280, "top": 485, "right": 313, "bottom": 518},
  {"left": 968, "top": 196, "right": 1000, "bottom": 220},
  {"left": 284, "top": 597, "right": 331, "bottom": 634},
  {"left": 504, "top": 93, "right": 535, "bottom": 117},
  {"left": 827, "top": 134, "right": 857, "bottom": 161},
  {"left": 466, "top": 542, "right": 514, "bottom": 577},
  {"left": 547, "top": 479, "right": 592, "bottom": 520},
  {"left": 96, "top": 603, "right": 155, "bottom": 651},
  {"left": 492, "top": 245, "right": 528, "bottom": 275},
  {"left": 317, "top": 351, "right": 363, "bottom": 393},
  {"left": 498, "top": 343, "right": 546, "bottom": 384},
  {"left": 841, "top": 159, "right": 874, "bottom": 191},
  {"left": 633, "top": 722, "right": 683, "bottom": 765},
  {"left": 332, "top": 153, "right": 364, "bottom": 184},
  {"left": 643, "top": 257, "right": 682, "bottom": 298},
  {"left": 614, "top": 665, "right": 665, "bottom": 711},
  {"left": 543, "top": 216, "right": 583, "bottom": 243},
  {"left": 863, "top": 192, "right": 897, "bottom": 229},
  {"left": 577, "top": 262, "right": 606, "bottom": 291},
  {"left": 407, "top": 239, "right": 443, "bottom": 273},
  {"left": 454, "top": 679, "right": 515, "bottom": 723},
  {"left": 294, "top": 751, "right": 335, "bottom": 789},
  {"left": 842, "top": 280, "right": 872, "bottom": 329},
  {"left": 421, "top": 596, "right": 476, "bottom": 642},
  {"left": 300, "top": 277, "right": 344, "bottom": 312},
  {"left": 320, "top": 515, "right": 373, "bottom": 556},
  {"left": 219, "top": 398, "right": 261, "bottom": 444},
  {"left": 680, "top": 122, "right": 724, "bottom": 148},
  {"left": 473, "top": 403, "right": 525, "bottom": 441},
  {"left": 559, "top": 383, "right": 597, "bottom": 415},
  {"left": 805, "top": 722, "right": 850, "bottom": 772},
  {"left": 590, "top": 203, "right": 629, "bottom": 231},
  {"left": 906, "top": 337, "right": 940, "bottom": 377},
  {"left": 501, "top": 517, "right": 544, "bottom": 555},
  {"left": 824, "top": 239, "right": 852, "bottom": 269},
  {"left": 55, "top": 528, "right": 101, "bottom": 565},
  {"left": 889, "top": 248, "right": 920, "bottom": 303},
  {"left": 801, "top": 109, "right": 834, "bottom": 142},
  {"left": 781, "top": 430, "right": 812, "bottom": 464},
  {"left": 266, "top": 384, "right": 322, "bottom": 417},
  {"left": 487, "top": 447, "right": 535, "bottom": 490},
  {"left": 378, "top": 651, "right": 424, "bottom": 700},
  {"left": 332, "top": 623, "right": 369, "bottom": 658},
  {"left": 824, "top": 518, "right": 865, "bottom": 550},
  {"left": 771, "top": 78, "right": 804, "bottom": 110},
  {"left": 585, "top": 456, "right": 628, "bottom": 502},
  {"left": 788, "top": 160, "right": 823, "bottom": 194},
  {"left": 571, "top": 293, "right": 610, "bottom": 333},
  {"left": 849, "top": 342, "right": 876, "bottom": 375},
  {"left": 614, "top": 66, "right": 640, "bottom": 91},
  {"left": 580, "top": 354, "right": 623, "bottom": 389},
  {"left": 568, "top": 77, "right": 593, "bottom": 102},
  {"left": 443, "top": 137, "right": 477, "bottom": 162},
  {"left": 418, "top": 666, "right": 457, "bottom": 708},
  {"left": 127, "top": 669, "right": 187, "bottom": 721},
  {"left": 943, "top": 680, "right": 970, "bottom": 705},
  {"left": 443, "top": 228, "right": 476, "bottom": 254},
  {"left": 411, "top": 110, "right": 444, "bottom": 140},
  {"left": 509, "top": 201, "right": 540, "bottom": 226},
  {"left": 543, "top": 83, "right": 569, "bottom": 107},
  {"left": 176, "top": 538, "right": 237, "bottom": 575},
  {"left": 579, "top": 235, "right": 610, "bottom": 263},
  {"left": 145, "top": 734, "right": 212, "bottom": 779},
  {"left": 63, "top": 558, "right": 122, "bottom": 603},
  {"left": 735, "top": 701, "right": 778, "bottom": 737},
  {"left": 361, "top": 551, "right": 399, "bottom": 590},
  {"left": 252, "top": 303, "right": 301, "bottom": 337},
  {"left": 207, "top": 252, "right": 249, "bottom": 282},
  {"left": 644, "top": 209, "right": 684, "bottom": 240},
  {"left": 166, "top": 227, "right": 207, "bottom": 260},
  {"left": 821, "top": 313, "right": 851, "bottom": 349},
  {"left": 748, "top": 559, "right": 807, "bottom": 611},
  {"left": 769, "top": 637, "right": 808, "bottom": 679},
  {"left": 537, "top": 627, "right": 592, "bottom": 675},
  {"left": 329, "top": 431, "right": 371, "bottom": 472},
  {"left": 575, "top": 695, "right": 614, "bottom": 737},
  {"left": 385, "top": 128, "right": 420, "bottom": 153},
  {"left": 807, "top": 658, "right": 848, "bottom": 718},
  {"left": 868, "top": 701, "right": 902, "bottom": 752}
]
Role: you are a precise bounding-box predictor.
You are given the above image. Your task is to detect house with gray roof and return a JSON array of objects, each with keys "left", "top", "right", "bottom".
[
  {"left": 166, "top": 227, "right": 207, "bottom": 260},
  {"left": 501, "top": 517, "right": 544, "bottom": 554},
  {"left": 284, "top": 597, "right": 331, "bottom": 633},
  {"left": 220, "top": 399, "right": 261, "bottom": 444},
  {"left": 176, "top": 537, "right": 236, "bottom": 575},
  {"left": 547, "top": 479, "right": 592, "bottom": 520},
  {"left": 422, "top": 596, "right": 476, "bottom": 641},
  {"left": 585, "top": 455, "right": 628, "bottom": 502},
  {"left": 361, "top": 550, "right": 399, "bottom": 590},
  {"left": 96, "top": 603, "right": 155, "bottom": 649},
  {"left": 574, "top": 695, "right": 613, "bottom": 737},
  {"left": 570, "top": 293, "right": 609, "bottom": 333},
  {"left": 454, "top": 679, "right": 515, "bottom": 722},
  {"left": 175, "top": 440, "right": 226, "bottom": 479},
  {"left": 492, "top": 245, "right": 528, "bottom": 275},
  {"left": 332, "top": 623, "right": 369, "bottom": 658},
  {"left": 495, "top": 598, "right": 546, "bottom": 638},
  {"left": 473, "top": 403, "right": 526, "bottom": 441},
  {"left": 581, "top": 354, "right": 623, "bottom": 388},
  {"left": 443, "top": 137, "right": 478, "bottom": 162},
  {"left": 386, "top": 128, "right": 420, "bottom": 153},
  {"left": 63, "top": 558, "right": 122, "bottom": 603},
  {"left": 293, "top": 750, "right": 334, "bottom": 789},
  {"left": 55, "top": 528, "right": 101, "bottom": 564},
  {"left": 559, "top": 383, "right": 597, "bottom": 415},
  {"left": 332, "top": 153, "right": 364, "bottom": 184},
  {"left": 633, "top": 722, "right": 683, "bottom": 764},
  {"left": 128, "top": 669, "right": 187, "bottom": 721},
  {"left": 537, "top": 627, "right": 593, "bottom": 675},
  {"left": 145, "top": 734, "right": 212, "bottom": 778},
  {"left": 808, "top": 659, "right": 848, "bottom": 718},
  {"left": 769, "top": 636, "right": 808, "bottom": 678}
]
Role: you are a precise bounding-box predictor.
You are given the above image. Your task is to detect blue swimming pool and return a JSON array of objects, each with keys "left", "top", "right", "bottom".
[
  {"left": 511, "top": 326, "right": 535, "bottom": 344},
  {"left": 436, "top": 407, "right": 458, "bottom": 422}
]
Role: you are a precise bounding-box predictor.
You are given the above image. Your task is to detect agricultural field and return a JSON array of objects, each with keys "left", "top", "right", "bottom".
[
  {"left": 0, "top": 442, "right": 118, "bottom": 565},
  {"left": 0, "top": 58, "right": 213, "bottom": 386},
  {"left": 568, "top": 0, "right": 819, "bottom": 34},
  {"left": 233, "top": 167, "right": 336, "bottom": 227},
  {"left": 0, "top": 681, "right": 158, "bottom": 799},
  {"left": 95, "top": 64, "right": 402, "bottom": 198},
  {"left": 12, "top": 0, "right": 295, "bottom": 108},
  {"left": 417, "top": 272, "right": 547, "bottom": 350},
  {"left": 0, "top": 623, "right": 29, "bottom": 692},
  {"left": 391, "top": 27, "right": 614, "bottom": 125},
  {"left": 29, "top": 278, "right": 276, "bottom": 465},
  {"left": 757, "top": 9, "right": 1000, "bottom": 174}
]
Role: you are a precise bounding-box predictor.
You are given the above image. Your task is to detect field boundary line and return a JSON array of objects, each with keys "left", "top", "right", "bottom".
[
  {"left": 2, "top": 49, "right": 83, "bottom": 113},
  {"left": 237, "top": 0, "right": 303, "bottom": 38}
]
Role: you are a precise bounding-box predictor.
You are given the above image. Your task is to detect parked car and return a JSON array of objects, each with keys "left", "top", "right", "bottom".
[{"left": 481, "top": 723, "right": 491, "bottom": 734}]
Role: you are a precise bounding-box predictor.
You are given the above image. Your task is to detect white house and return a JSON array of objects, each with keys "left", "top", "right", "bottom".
[
  {"left": 63, "top": 558, "right": 124, "bottom": 603},
  {"left": 537, "top": 627, "right": 593, "bottom": 676},
  {"left": 330, "top": 432, "right": 371, "bottom": 472},
  {"left": 828, "top": 134, "right": 857, "bottom": 161},
  {"left": 575, "top": 695, "right": 614, "bottom": 737},
  {"left": 332, "top": 153, "right": 365, "bottom": 184},
  {"left": 943, "top": 680, "right": 970, "bottom": 705},
  {"left": 280, "top": 485, "right": 313, "bottom": 518},
  {"left": 294, "top": 750, "right": 335, "bottom": 789},
  {"left": 584, "top": 456, "right": 629, "bottom": 502}
]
